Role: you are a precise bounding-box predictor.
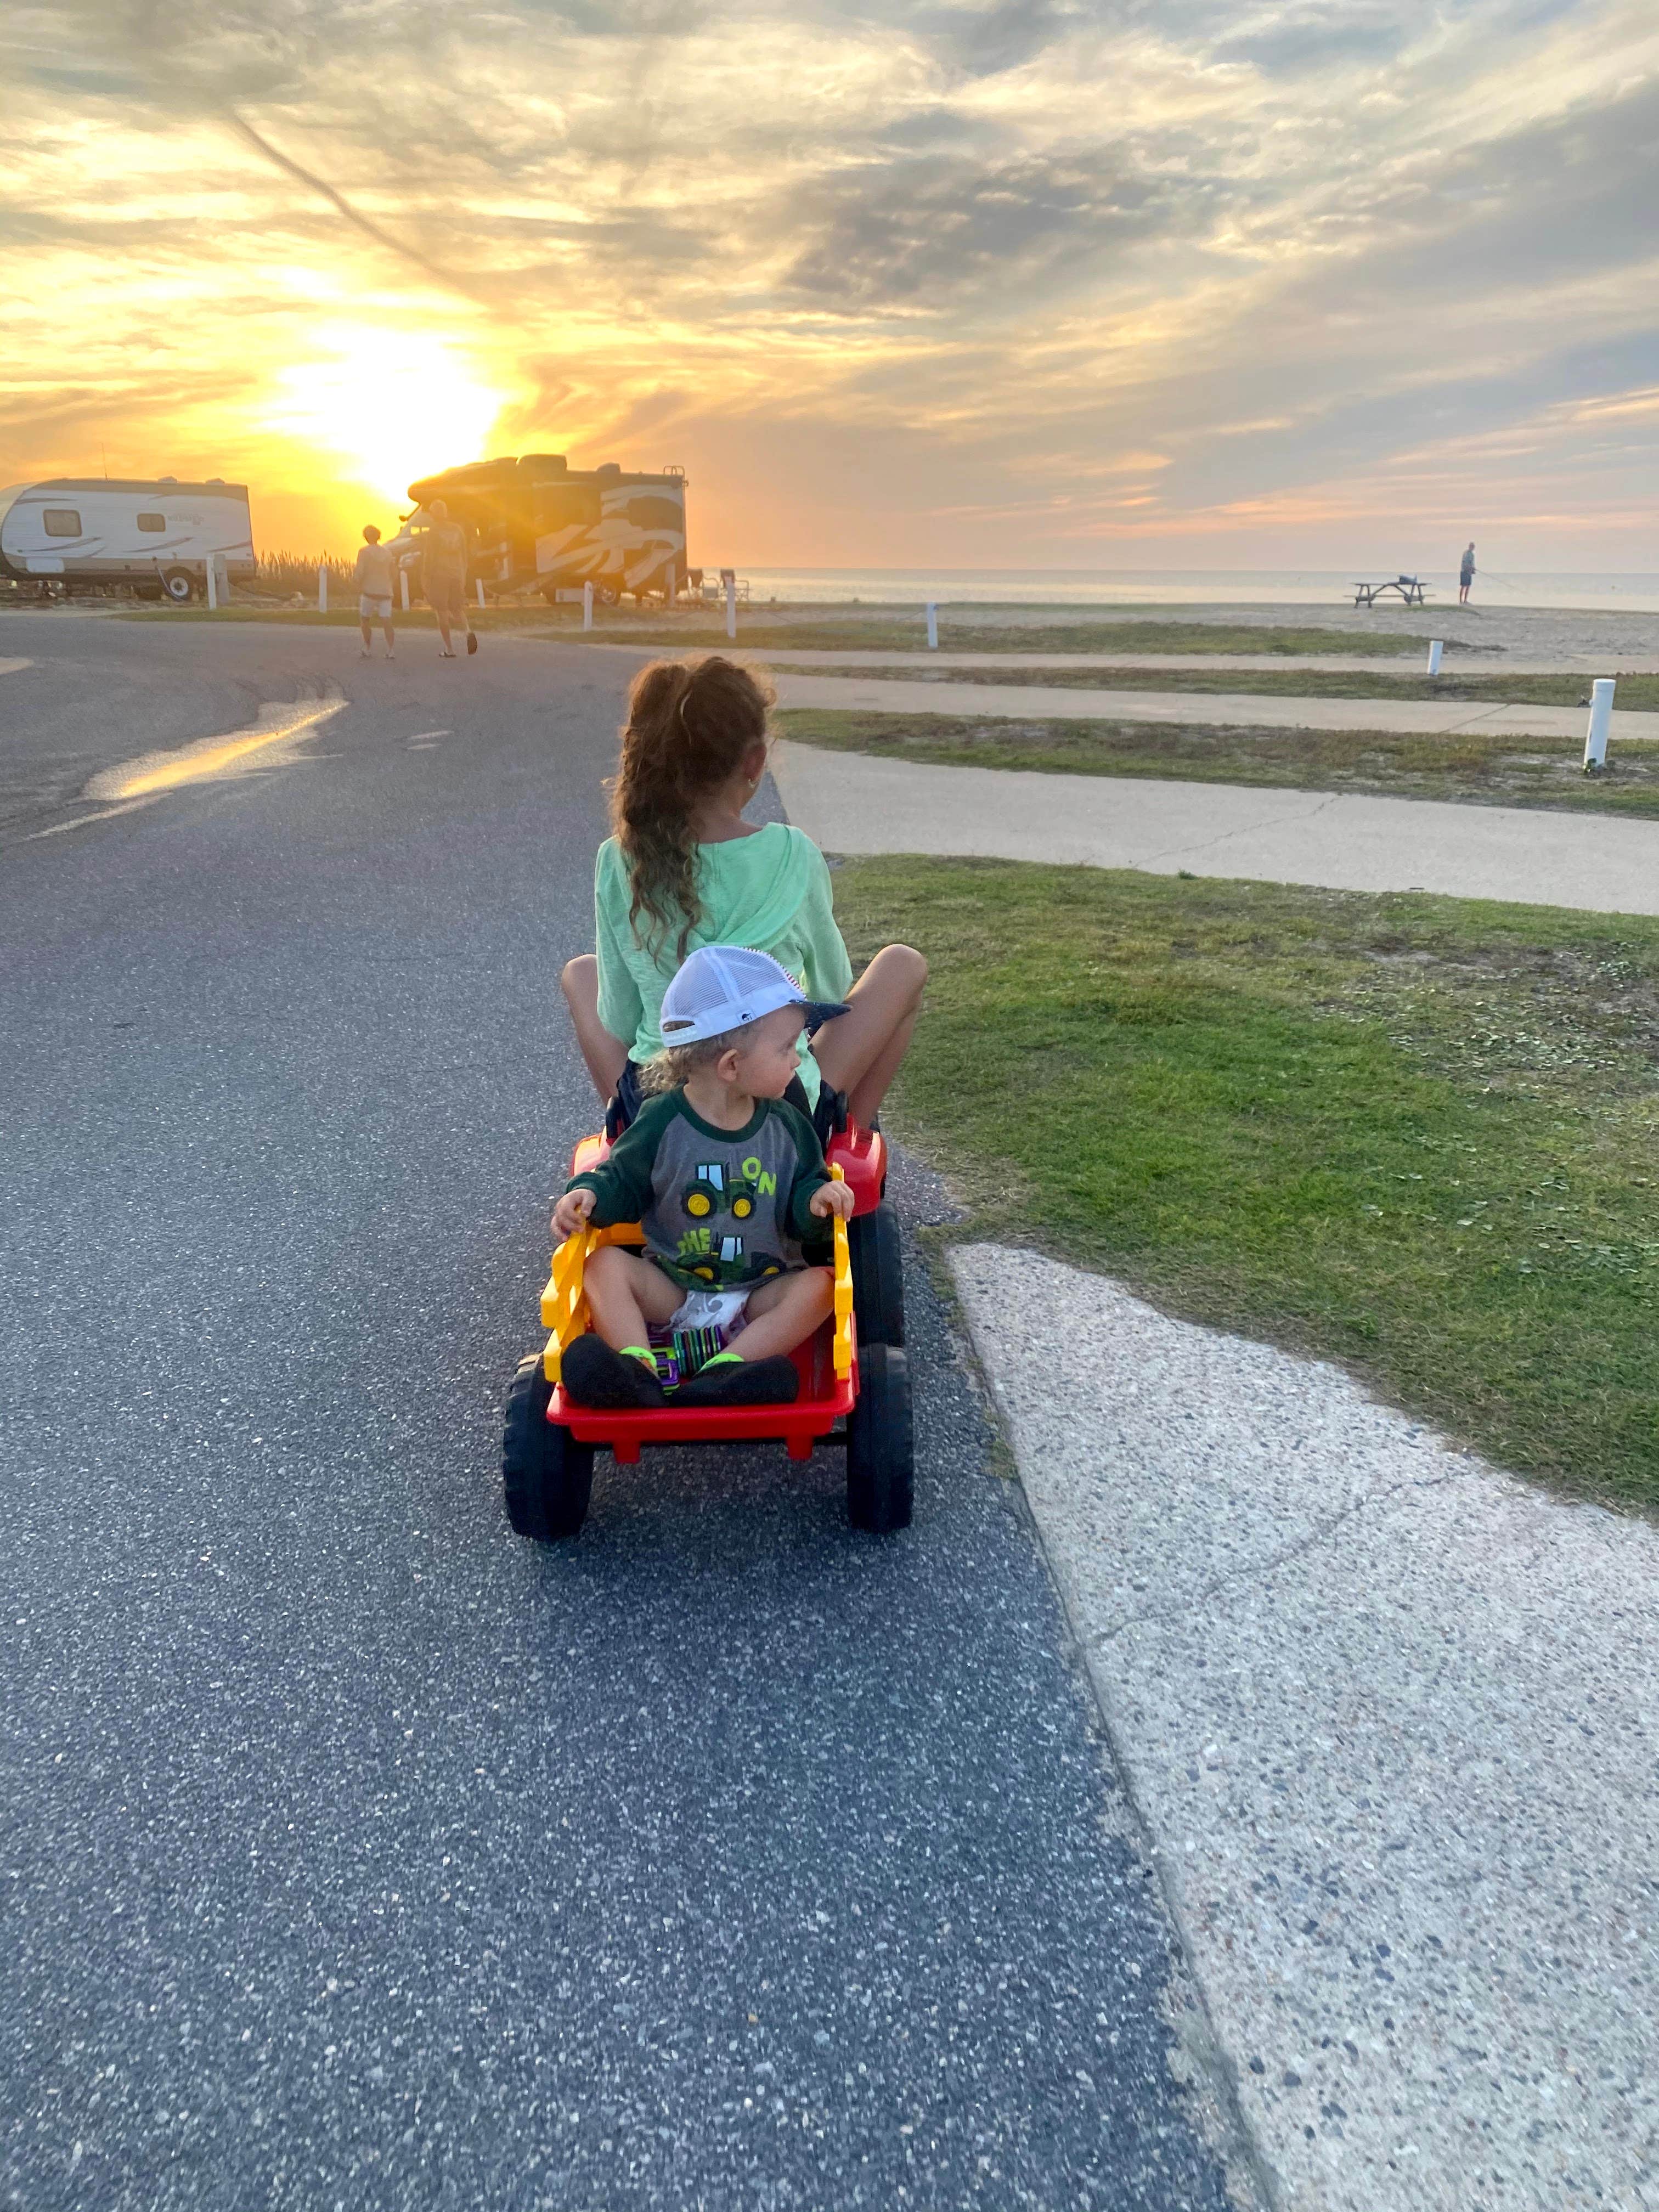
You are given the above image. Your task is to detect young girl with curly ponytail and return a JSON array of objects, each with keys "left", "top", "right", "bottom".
[{"left": 561, "top": 654, "right": 926, "bottom": 1133}]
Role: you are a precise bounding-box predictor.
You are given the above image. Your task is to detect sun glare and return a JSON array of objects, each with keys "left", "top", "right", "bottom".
[{"left": 266, "top": 325, "right": 508, "bottom": 508}]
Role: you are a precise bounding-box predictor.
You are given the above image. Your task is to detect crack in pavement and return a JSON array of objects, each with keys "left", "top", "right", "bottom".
[
  {"left": 1136, "top": 787, "right": 1342, "bottom": 871},
  {"left": 1090, "top": 1462, "right": 1477, "bottom": 1647}
]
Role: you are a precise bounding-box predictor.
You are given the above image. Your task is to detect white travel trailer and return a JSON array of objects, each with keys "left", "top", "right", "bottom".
[{"left": 0, "top": 478, "right": 256, "bottom": 601}]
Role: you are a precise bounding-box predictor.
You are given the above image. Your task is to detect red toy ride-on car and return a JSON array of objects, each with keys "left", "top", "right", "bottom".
[{"left": 502, "top": 1121, "right": 911, "bottom": 1540}]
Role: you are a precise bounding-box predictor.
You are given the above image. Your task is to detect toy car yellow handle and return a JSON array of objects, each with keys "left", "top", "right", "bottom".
[
  {"left": 541, "top": 1217, "right": 645, "bottom": 1385},
  {"left": 830, "top": 1164, "right": 854, "bottom": 1382}
]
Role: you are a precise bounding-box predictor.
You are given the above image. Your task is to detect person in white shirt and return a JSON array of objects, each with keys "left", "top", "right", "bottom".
[{"left": 354, "top": 525, "right": 398, "bottom": 658}]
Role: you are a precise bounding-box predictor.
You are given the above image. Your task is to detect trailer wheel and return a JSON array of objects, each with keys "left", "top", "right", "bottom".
[{"left": 160, "top": 568, "right": 195, "bottom": 604}]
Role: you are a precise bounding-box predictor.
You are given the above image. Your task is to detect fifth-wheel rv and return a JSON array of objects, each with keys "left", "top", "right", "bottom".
[
  {"left": 398, "top": 454, "right": 687, "bottom": 605},
  {"left": 0, "top": 478, "right": 256, "bottom": 601}
]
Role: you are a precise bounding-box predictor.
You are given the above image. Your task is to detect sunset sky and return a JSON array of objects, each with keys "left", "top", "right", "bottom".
[{"left": 4, "top": 0, "right": 1657, "bottom": 570}]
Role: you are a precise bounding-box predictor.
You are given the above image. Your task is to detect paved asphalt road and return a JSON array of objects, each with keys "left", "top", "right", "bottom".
[{"left": 1, "top": 613, "right": 1244, "bottom": 2211}]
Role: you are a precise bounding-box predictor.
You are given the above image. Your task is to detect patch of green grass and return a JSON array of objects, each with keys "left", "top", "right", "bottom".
[
  {"left": 569, "top": 618, "right": 1425, "bottom": 657},
  {"left": 833, "top": 859, "right": 1659, "bottom": 1509},
  {"left": 779, "top": 710, "right": 1659, "bottom": 816},
  {"left": 786, "top": 664, "right": 1659, "bottom": 708}
]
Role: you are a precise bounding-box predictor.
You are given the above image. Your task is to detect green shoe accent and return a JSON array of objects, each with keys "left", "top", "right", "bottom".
[
  {"left": 622, "top": 1345, "right": 655, "bottom": 1367},
  {"left": 697, "top": 1350, "right": 743, "bottom": 1372}
]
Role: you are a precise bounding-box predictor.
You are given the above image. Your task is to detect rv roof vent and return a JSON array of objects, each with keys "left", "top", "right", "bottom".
[
  {"left": 159, "top": 475, "right": 177, "bottom": 482},
  {"left": 206, "top": 476, "right": 224, "bottom": 483},
  {"left": 521, "top": 453, "right": 567, "bottom": 471},
  {"left": 596, "top": 462, "right": 621, "bottom": 477}
]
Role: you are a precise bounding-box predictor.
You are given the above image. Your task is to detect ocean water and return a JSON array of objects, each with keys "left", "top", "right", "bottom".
[{"left": 736, "top": 566, "right": 1659, "bottom": 614}]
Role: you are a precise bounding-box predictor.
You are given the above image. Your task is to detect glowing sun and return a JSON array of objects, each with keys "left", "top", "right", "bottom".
[{"left": 267, "top": 325, "right": 509, "bottom": 507}]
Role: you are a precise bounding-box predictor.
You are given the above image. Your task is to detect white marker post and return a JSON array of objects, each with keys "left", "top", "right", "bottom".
[
  {"left": 399, "top": 568, "right": 410, "bottom": 613},
  {"left": 476, "top": 578, "right": 486, "bottom": 609},
  {"left": 1583, "top": 678, "right": 1616, "bottom": 774},
  {"left": 1426, "top": 639, "right": 1443, "bottom": 676},
  {"left": 725, "top": 573, "right": 737, "bottom": 641},
  {"left": 204, "top": 554, "right": 218, "bottom": 611},
  {"left": 582, "top": 580, "right": 594, "bottom": 631},
  {"left": 318, "top": 565, "right": 328, "bottom": 615},
  {"left": 926, "top": 602, "right": 939, "bottom": 650}
]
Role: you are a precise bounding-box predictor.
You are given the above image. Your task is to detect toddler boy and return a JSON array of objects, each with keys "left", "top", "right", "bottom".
[{"left": 552, "top": 945, "right": 854, "bottom": 1409}]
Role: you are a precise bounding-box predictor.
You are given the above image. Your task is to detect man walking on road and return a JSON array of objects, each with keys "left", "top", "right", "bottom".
[
  {"left": 422, "top": 499, "right": 477, "bottom": 658},
  {"left": 354, "top": 524, "right": 398, "bottom": 659},
  {"left": 1459, "top": 541, "right": 1476, "bottom": 605}
]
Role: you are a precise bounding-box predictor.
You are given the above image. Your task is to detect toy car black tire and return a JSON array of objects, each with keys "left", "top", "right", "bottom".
[
  {"left": 503, "top": 1354, "right": 595, "bottom": 1541},
  {"left": 845, "top": 1343, "right": 913, "bottom": 1533},
  {"left": 849, "top": 1201, "right": 905, "bottom": 1346}
]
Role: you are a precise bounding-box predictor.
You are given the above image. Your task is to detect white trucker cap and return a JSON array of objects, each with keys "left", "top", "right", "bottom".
[{"left": 659, "top": 945, "right": 811, "bottom": 1046}]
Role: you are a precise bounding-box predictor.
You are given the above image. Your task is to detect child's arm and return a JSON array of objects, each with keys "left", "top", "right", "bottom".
[
  {"left": 552, "top": 1097, "right": 664, "bottom": 1239},
  {"left": 782, "top": 1108, "right": 848, "bottom": 1246},
  {"left": 795, "top": 838, "right": 855, "bottom": 1005},
  {"left": 594, "top": 847, "right": 646, "bottom": 1047}
]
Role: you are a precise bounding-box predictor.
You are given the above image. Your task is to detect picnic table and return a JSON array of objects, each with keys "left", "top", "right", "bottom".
[{"left": 1352, "top": 574, "right": 1431, "bottom": 607}]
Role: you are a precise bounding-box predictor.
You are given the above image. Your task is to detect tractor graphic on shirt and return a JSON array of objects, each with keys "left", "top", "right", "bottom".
[{"left": 675, "top": 1161, "right": 786, "bottom": 1285}]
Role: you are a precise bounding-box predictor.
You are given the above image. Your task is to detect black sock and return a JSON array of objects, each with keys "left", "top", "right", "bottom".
[
  {"left": 561, "top": 1336, "right": 666, "bottom": 1409},
  {"left": 674, "top": 1354, "right": 799, "bottom": 1408}
]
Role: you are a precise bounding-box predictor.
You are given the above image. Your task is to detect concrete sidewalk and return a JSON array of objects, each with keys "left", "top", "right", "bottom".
[
  {"left": 772, "top": 671, "right": 1659, "bottom": 743},
  {"left": 761, "top": 648, "right": 1659, "bottom": 678},
  {"left": 770, "top": 738, "right": 1659, "bottom": 916},
  {"left": 951, "top": 1247, "right": 1659, "bottom": 2212}
]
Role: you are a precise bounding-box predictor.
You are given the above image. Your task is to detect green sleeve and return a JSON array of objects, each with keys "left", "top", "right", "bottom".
[
  {"left": 781, "top": 1103, "right": 833, "bottom": 1247},
  {"left": 594, "top": 843, "right": 645, "bottom": 1050},
  {"left": 793, "top": 837, "right": 855, "bottom": 1003},
  {"left": 566, "top": 1094, "right": 672, "bottom": 1227}
]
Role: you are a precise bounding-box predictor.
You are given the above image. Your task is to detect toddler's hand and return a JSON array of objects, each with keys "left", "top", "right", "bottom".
[
  {"left": 809, "top": 1178, "right": 855, "bottom": 1223},
  {"left": 552, "top": 1186, "right": 596, "bottom": 1240}
]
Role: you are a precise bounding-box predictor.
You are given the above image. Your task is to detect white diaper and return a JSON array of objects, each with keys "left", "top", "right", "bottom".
[{"left": 667, "top": 1286, "right": 752, "bottom": 1339}]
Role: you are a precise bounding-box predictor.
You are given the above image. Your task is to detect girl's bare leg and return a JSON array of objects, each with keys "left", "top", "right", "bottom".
[
  {"left": 808, "top": 943, "right": 928, "bottom": 1125},
  {"left": 733, "top": 1267, "right": 833, "bottom": 1362},
  {"left": 583, "top": 1245, "right": 682, "bottom": 1349},
  {"left": 561, "top": 954, "right": 630, "bottom": 1101}
]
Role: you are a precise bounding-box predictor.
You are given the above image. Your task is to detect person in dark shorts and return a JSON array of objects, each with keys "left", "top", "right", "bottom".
[
  {"left": 421, "top": 499, "right": 476, "bottom": 657},
  {"left": 1459, "top": 542, "right": 1476, "bottom": 605}
]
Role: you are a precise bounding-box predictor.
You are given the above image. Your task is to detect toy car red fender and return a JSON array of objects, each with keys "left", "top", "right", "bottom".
[{"left": 502, "top": 1122, "right": 911, "bottom": 1539}]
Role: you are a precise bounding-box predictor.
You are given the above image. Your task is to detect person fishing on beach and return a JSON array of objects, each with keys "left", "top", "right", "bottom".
[{"left": 1459, "top": 542, "right": 1476, "bottom": 605}]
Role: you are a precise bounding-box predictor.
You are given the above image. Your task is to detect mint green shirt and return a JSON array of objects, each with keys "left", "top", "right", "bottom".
[{"left": 595, "top": 823, "right": 854, "bottom": 1105}]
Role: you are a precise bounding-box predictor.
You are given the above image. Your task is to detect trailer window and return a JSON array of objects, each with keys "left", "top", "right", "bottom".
[
  {"left": 43, "top": 509, "right": 82, "bottom": 537},
  {"left": 137, "top": 512, "right": 166, "bottom": 532}
]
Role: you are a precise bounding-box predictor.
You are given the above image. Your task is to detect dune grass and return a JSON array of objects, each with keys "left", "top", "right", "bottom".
[
  {"left": 833, "top": 858, "right": 1659, "bottom": 1509},
  {"left": 778, "top": 709, "right": 1659, "bottom": 816}
]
